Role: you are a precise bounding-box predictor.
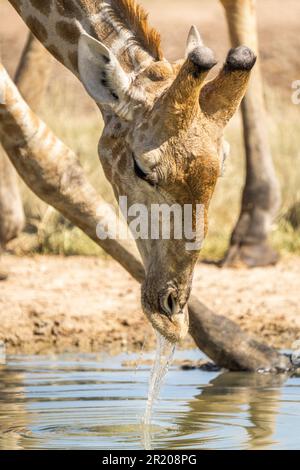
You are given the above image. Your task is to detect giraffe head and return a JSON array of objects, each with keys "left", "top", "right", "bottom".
[{"left": 78, "top": 23, "right": 256, "bottom": 342}]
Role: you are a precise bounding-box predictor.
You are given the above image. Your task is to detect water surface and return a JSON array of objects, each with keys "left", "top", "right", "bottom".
[{"left": 0, "top": 350, "right": 299, "bottom": 450}]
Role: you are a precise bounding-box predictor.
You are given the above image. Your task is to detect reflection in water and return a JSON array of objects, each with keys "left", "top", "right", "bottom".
[
  {"left": 175, "top": 372, "right": 288, "bottom": 449},
  {"left": 0, "top": 353, "right": 299, "bottom": 450},
  {"left": 0, "top": 366, "right": 32, "bottom": 449}
]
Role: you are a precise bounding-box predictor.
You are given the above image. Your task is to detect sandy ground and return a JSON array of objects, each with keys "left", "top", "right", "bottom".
[{"left": 0, "top": 254, "right": 299, "bottom": 354}]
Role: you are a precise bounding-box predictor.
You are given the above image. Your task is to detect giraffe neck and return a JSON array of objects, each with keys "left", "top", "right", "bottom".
[{"left": 9, "top": 0, "right": 162, "bottom": 78}]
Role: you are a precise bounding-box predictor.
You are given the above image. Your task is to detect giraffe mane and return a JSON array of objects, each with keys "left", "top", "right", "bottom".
[{"left": 110, "top": 0, "right": 164, "bottom": 61}]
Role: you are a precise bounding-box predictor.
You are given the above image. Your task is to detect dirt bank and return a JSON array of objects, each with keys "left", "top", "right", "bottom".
[{"left": 0, "top": 254, "right": 299, "bottom": 354}]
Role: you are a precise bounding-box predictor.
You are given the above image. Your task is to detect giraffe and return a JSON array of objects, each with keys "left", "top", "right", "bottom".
[
  {"left": 1, "top": 0, "right": 281, "bottom": 274},
  {"left": 4, "top": 0, "right": 256, "bottom": 342},
  {"left": 0, "top": 32, "right": 53, "bottom": 279},
  {"left": 0, "top": 51, "right": 291, "bottom": 371}
]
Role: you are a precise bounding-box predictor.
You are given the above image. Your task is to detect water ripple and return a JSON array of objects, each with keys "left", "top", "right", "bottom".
[{"left": 0, "top": 352, "right": 300, "bottom": 449}]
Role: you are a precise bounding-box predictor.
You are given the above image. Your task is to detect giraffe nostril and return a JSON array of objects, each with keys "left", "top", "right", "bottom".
[
  {"left": 167, "top": 293, "right": 174, "bottom": 314},
  {"left": 160, "top": 292, "right": 179, "bottom": 317}
]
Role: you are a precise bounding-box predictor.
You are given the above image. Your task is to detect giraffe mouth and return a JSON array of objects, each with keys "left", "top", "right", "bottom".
[{"left": 141, "top": 293, "right": 189, "bottom": 343}]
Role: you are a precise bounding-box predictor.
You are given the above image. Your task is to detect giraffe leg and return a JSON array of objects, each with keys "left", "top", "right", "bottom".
[
  {"left": 0, "top": 148, "right": 24, "bottom": 251},
  {"left": 0, "top": 245, "right": 8, "bottom": 282},
  {"left": 0, "top": 146, "right": 23, "bottom": 281},
  {"left": 0, "top": 33, "right": 53, "bottom": 268},
  {"left": 15, "top": 33, "right": 53, "bottom": 112},
  {"left": 219, "top": 0, "right": 281, "bottom": 268}
]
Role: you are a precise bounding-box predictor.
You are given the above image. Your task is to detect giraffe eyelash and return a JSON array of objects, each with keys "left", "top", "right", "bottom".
[{"left": 132, "top": 153, "right": 156, "bottom": 187}]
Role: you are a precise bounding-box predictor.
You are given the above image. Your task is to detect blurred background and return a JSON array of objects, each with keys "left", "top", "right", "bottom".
[{"left": 1, "top": 0, "right": 300, "bottom": 259}]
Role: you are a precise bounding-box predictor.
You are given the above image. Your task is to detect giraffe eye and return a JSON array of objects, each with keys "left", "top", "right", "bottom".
[
  {"left": 132, "top": 154, "right": 156, "bottom": 186},
  {"left": 133, "top": 154, "right": 148, "bottom": 179}
]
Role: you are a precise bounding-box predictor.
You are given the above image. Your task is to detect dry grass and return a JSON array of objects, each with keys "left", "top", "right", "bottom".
[{"left": 16, "top": 77, "right": 300, "bottom": 259}]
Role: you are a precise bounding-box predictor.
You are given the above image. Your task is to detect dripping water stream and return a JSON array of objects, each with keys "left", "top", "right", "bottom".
[{"left": 141, "top": 331, "right": 176, "bottom": 449}]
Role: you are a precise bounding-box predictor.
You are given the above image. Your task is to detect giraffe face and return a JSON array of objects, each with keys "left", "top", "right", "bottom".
[
  {"left": 78, "top": 29, "right": 254, "bottom": 343},
  {"left": 99, "top": 86, "right": 224, "bottom": 343}
]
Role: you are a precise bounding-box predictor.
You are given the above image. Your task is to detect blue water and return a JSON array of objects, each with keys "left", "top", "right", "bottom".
[{"left": 0, "top": 350, "right": 299, "bottom": 450}]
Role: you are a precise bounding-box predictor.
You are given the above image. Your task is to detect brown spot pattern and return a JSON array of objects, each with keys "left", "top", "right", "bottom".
[
  {"left": 55, "top": 0, "right": 83, "bottom": 19},
  {"left": 119, "top": 48, "right": 135, "bottom": 73},
  {"left": 47, "top": 44, "right": 64, "bottom": 64},
  {"left": 26, "top": 16, "right": 48, "bottom": 43},
  {"left": 97, "top": 22, "right": 115, "bottom": 42},
  {"left": 79, "top": 0, "right": 101, "bottom": 15},
  {"left": 30, "top": 0, "right": 52, "bottom": 16},
  {"left": 56, "top": 21, "right": 80, "bottom": 44}
]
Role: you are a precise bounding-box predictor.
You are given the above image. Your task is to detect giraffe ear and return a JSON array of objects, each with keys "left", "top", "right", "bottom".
[
  {"left": 185, "top": 25, "right": 204, "bottom": 57},
  {"left": 78, "top": 33, "right": 131, "bottom": 107}
]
